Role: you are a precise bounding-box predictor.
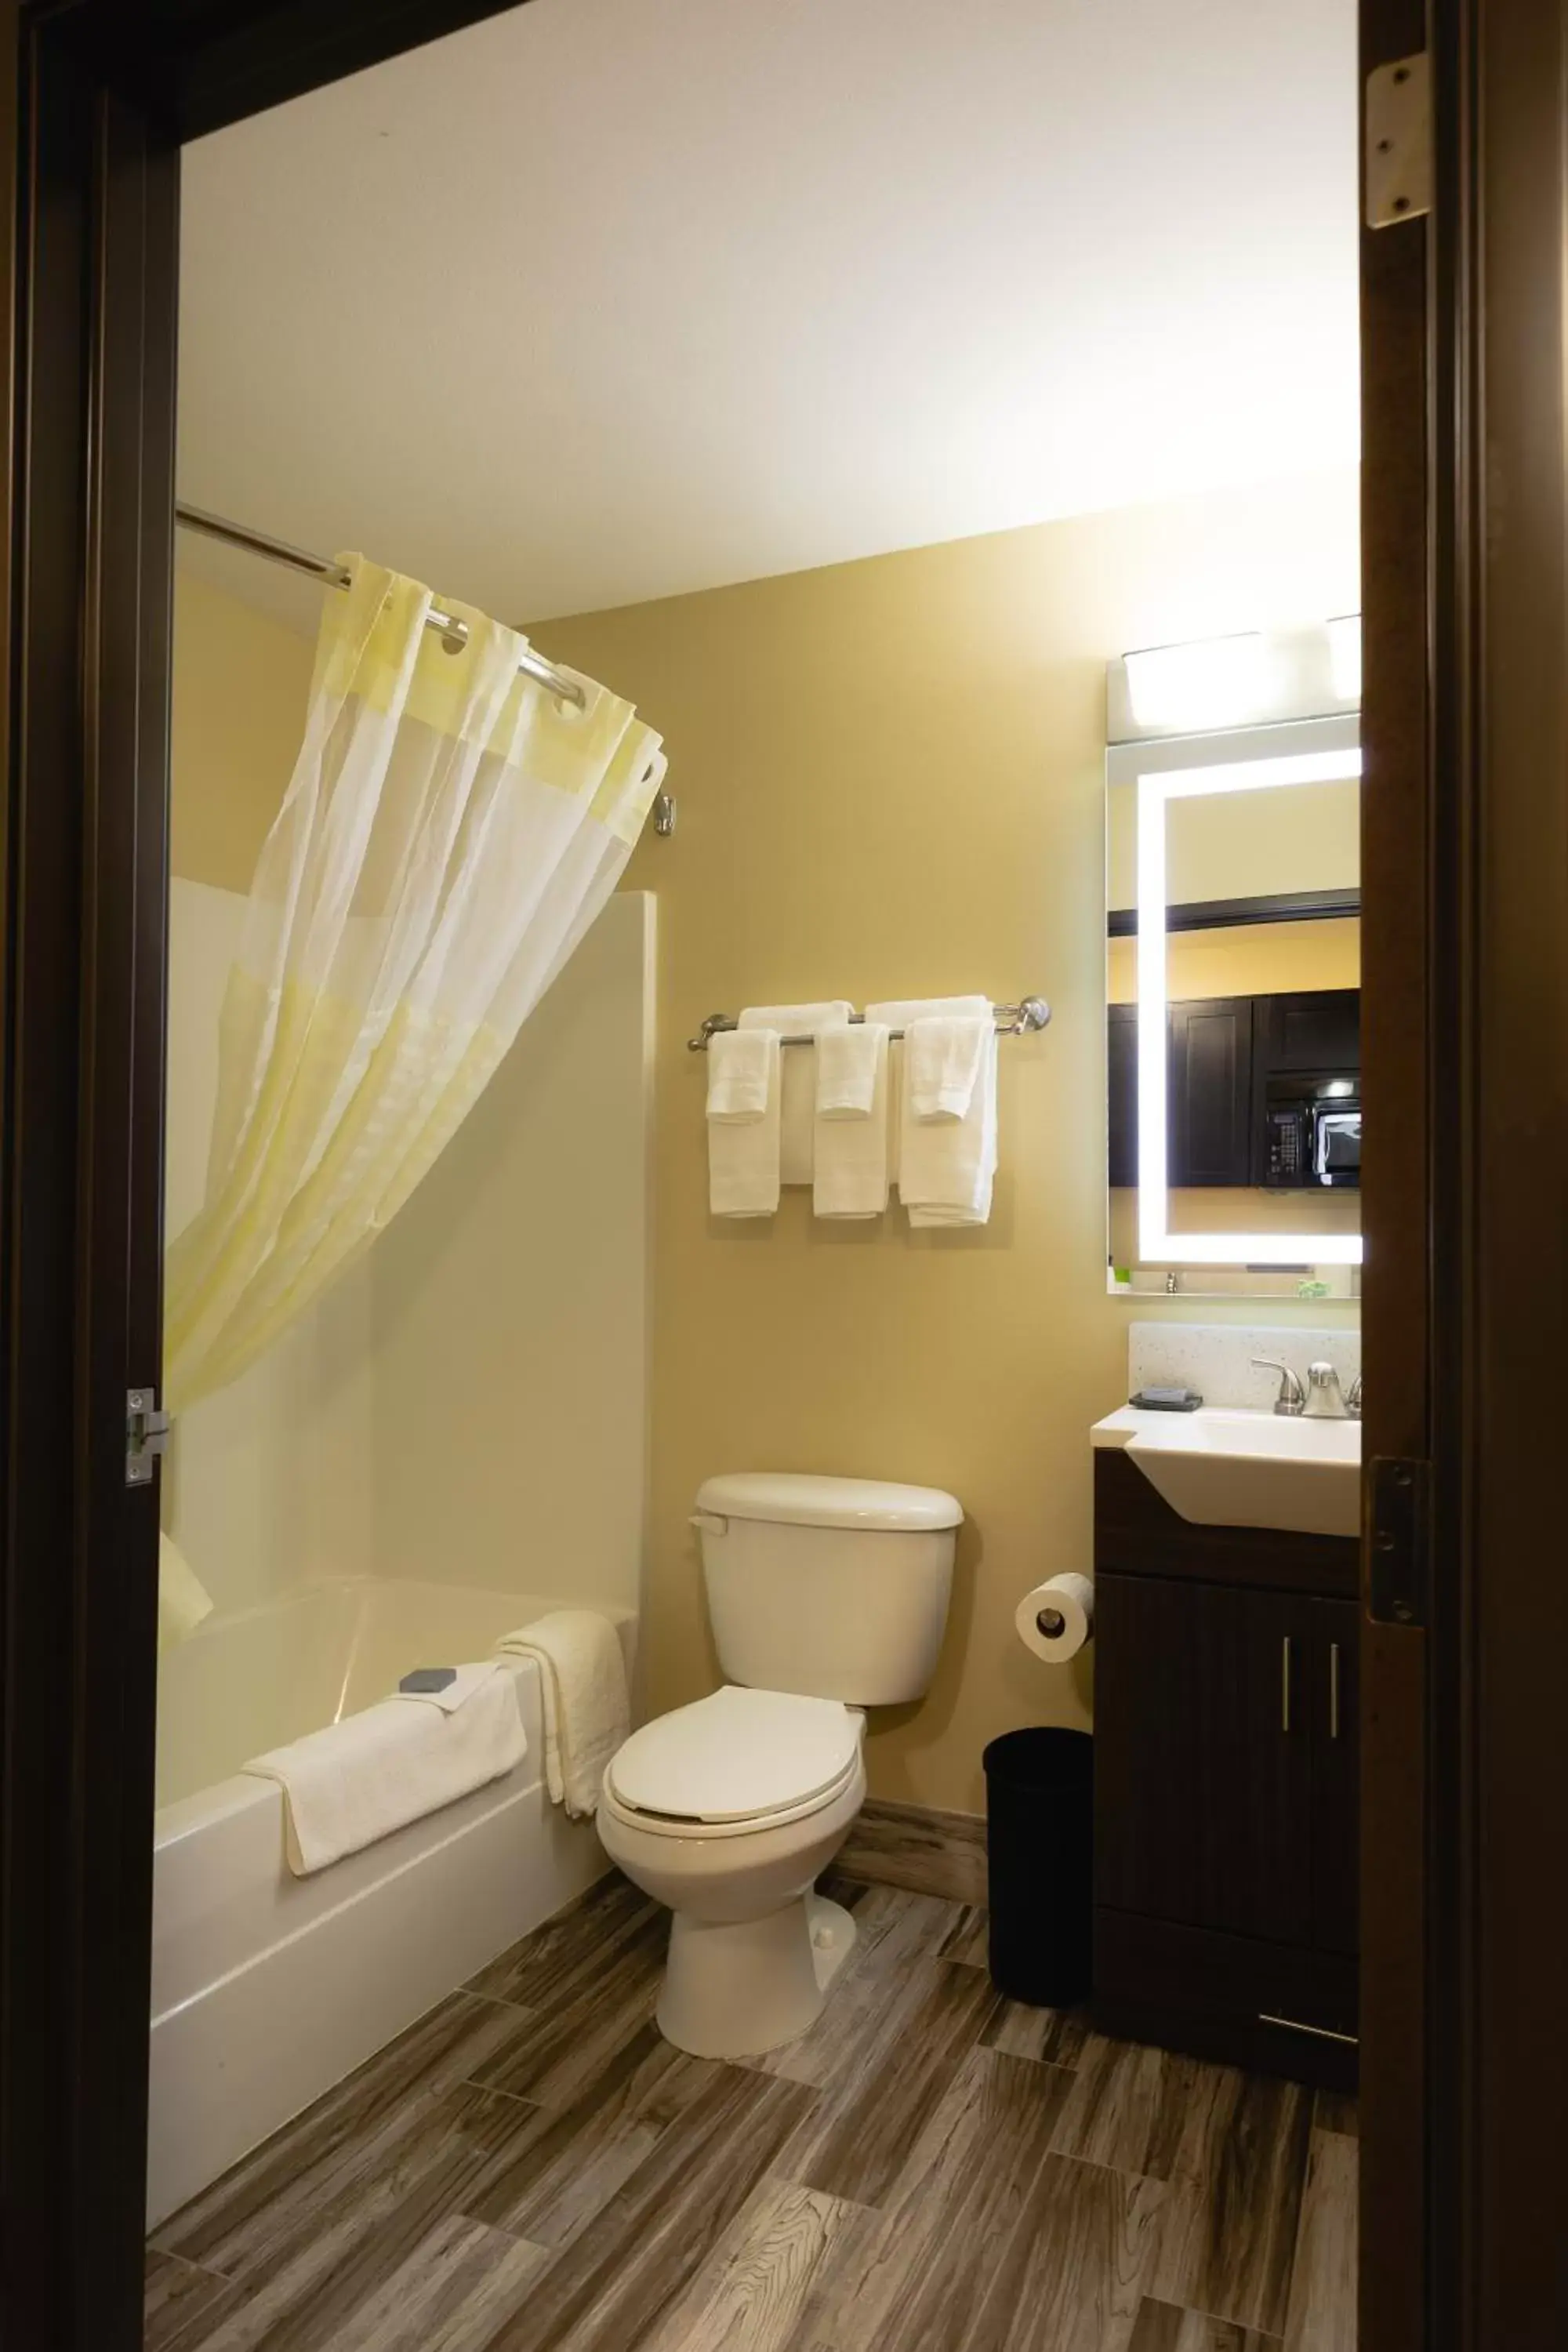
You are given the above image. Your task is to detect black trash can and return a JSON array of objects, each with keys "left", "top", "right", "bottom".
[{"left": 982, "top": 1727, "right": 1093, "bottom": 2006}]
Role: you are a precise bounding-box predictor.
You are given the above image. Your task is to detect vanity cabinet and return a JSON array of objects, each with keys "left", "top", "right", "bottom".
[
  {"left": 1167, "top": 997, "right": 1254, "bottom": 1188},
  {"left": 1106, "top": 996, "right": 1256, "bottom": 1189},
  {"left": 1107, "top": 1004, "right": 1138, "bottom": 1189},
  {"left": 1092, "top": 1450, "right": 1359, "bottom": 2090},
  {"left": 1105, "top": 986, "right": 1360, "bottom": 1191}
]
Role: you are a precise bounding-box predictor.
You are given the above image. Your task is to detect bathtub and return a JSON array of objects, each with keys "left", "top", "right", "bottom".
[{"left": 148, "top": 1576, "right": 633, "bottom": 2230}]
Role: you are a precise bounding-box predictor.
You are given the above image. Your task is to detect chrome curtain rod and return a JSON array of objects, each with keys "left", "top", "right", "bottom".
[
  {"left": 174, "top": 501, "right": 586, "bottom": 709},
  {"left": 688, "top": 998, "right": 1051, "bottom": 1051}
]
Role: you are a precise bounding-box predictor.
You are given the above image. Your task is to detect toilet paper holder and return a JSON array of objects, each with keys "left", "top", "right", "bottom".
[{"left": 1035, "top": 1606, "right": 1068, "bottom": 1641}]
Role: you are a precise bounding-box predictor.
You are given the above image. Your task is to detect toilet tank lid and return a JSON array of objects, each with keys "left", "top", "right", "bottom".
[{"left": 695, "top": 1472, "right": 963, "bottom": 1532}]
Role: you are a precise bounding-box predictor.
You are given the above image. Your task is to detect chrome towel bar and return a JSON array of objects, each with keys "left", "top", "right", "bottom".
[{"left": 688, "top": 998, "right": 1051, "bottom": 1051}]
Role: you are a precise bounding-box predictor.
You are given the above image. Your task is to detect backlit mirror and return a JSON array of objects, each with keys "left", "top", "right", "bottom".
[{"left": 1105, "top": 674, "right": 1361, "bottom": 1300}]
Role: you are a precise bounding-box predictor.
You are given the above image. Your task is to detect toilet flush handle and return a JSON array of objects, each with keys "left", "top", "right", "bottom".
[{"left": 689, "top": 1509, "right": 729, "bottom": 1537}]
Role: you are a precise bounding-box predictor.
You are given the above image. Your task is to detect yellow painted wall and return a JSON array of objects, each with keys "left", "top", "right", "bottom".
[
  {"left": 1105, "top": 917, "right": 1361, "bottom": 1005},
  {"left": 539, "top": 467, "right": 1361, "bottom": 1814},
  {"left": 1106, "top": 775, "right": 1360, "bottom": 914},
  {"left": 171, "top": 566, "right": 313, "bottom": 887}
]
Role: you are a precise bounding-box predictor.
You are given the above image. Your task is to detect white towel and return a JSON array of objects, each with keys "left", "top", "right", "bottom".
[
  {"left": 902, "top": 1027, "right": 997, "bottom": 1225},
  {"left": 815, "top": 1024, "right": 883, "bottom": 1120},
  {"left": 813, "top": 1024, "right": 890, "bottom": 1218},
  {"left": 739, "top": 1002, "right": 853, "bottom": 1183},
  {"left": 906, "top": 1014, "right": 990, "bottom": 1123},
  {"left": 244, "top": 1666, "right": 528, "bottom": 1876},
  {"left": 864, "top": 997, "right": 993, "bottom": 1184},
  {"left": 494, "top": 1609, "right": 629, "bottom": 1819},
  {"left": 706, "top": 1027, "right": 775, "bottom": 1120},
  {"left": 707, "top": 1028, "right": 781, "bottom": 1216}
]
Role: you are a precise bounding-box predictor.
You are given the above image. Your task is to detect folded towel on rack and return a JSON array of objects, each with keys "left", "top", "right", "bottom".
[
  {"left": 815, "top": 1023, "right": 883, "bottom": 1120},
  {"left": 865, "top": 997, "right": 993, "bottom": 1184},
  {"left": 494, "top": 1610, "right": 629, "bottom": 1818},
  {"left": 243, "top": 1666, "right": 528, "bottom": 1876},
  {"left": 739, "top": 1002, "right": 853, "bottom": 1182},
  {"left": 814, "top": 1024, "right": 890, "bottom": 1217},
  {"left": 706, "top": 1025, "right": 776, "bottom": 1120},
  {"left": 707, "top": 1027, "right": 781, "bottom": 1216},
  {"left": 906, "top": 1013, "right": 991, "bottom": 1122},
  {"left": 902, "top": 1026, "right": 997, "bottom": 1225}
]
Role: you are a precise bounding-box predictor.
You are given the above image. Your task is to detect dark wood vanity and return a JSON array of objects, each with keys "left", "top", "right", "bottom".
[{"left": 1091, "top": 1446, "right": 1359, "bottom": 2092}]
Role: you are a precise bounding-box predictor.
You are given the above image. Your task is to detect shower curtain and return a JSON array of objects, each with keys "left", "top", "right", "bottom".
[{"left": 165, "top": 556, "right": 666, "bottom": 1412}]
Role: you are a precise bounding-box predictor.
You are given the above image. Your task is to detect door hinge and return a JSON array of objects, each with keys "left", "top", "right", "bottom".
[
  {"left": 1367, "top": 1455, "right": 1431, "bottom": 1628},
  {"left": 1366, "top": 53, "right": 1432, "bottom": 228},
  {"left": 126, "top": 1387, "right": 171, "bottom": 1486}
]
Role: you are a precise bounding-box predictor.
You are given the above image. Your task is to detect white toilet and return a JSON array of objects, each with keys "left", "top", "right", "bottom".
[{"left": 597, "top": 1470, "right": 960, "bottom": 2059}]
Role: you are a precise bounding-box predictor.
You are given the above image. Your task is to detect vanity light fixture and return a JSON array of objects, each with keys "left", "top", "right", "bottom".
[
  {"left": 1110, "top": 619, "right": 1362, "bottom": 744},
  {"left": 1127, "top": 716, "right": 1364, "bottom": 1269},
  {"left": 1123, "top": 632, "right": 1270, "bottom": 734}
]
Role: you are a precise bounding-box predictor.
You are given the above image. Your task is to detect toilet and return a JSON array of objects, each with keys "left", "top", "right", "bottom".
[{"left": 597, "top": 1470, "right": 961, "bottom": 2059}]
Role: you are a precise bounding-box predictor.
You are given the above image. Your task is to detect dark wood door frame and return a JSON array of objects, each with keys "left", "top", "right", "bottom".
[
  {"left": 1360, "top": 2, "right": 1568, "bottom": 2347},
  {"left": 1429, "top": 1, "right": 1568, "bottom": 2342}
]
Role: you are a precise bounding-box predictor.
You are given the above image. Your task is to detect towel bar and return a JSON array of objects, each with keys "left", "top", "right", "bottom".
[{"left": 688, "top": 998, "right": 1051, "bottom": 1051}]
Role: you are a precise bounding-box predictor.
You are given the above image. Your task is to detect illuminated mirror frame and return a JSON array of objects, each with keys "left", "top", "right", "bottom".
[{"left": 1107, "top": 713, "right": 1363, "bottom": 1269}]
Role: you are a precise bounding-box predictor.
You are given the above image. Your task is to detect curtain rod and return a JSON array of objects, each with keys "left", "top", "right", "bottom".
[{"left": 174, "top": 501, "right": 586, "bottom": 709}]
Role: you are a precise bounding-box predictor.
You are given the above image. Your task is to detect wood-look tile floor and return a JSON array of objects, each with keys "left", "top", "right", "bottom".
[{"left": 147, "top": 1872, "right": 1357, "bottom": 2352}]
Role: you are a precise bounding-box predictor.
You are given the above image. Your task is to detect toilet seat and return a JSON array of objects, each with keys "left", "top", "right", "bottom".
[{"left": 604, "top": 1686, "right": 862, "bottom": 1836}]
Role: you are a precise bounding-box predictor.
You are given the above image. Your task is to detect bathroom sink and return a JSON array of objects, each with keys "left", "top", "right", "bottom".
[{"left": 1093, "top": 1406, "right": 1362, "bottom": 1538}]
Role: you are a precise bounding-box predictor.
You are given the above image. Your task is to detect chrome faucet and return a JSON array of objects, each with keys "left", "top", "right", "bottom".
[
  {"left": 1305, "top": 1361, "right": 1360, "bottom": 1420},
  {"left": 1252, "top": 1357, "right": 1306, "bottom": 1417}
]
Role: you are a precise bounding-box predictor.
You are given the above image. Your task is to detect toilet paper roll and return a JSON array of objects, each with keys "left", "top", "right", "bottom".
[{"left": 1014, "top": 1573, "right": 1094, "bottom": 1664}]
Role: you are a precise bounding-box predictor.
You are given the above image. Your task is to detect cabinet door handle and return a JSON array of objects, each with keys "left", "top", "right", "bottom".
[
  {"left": 1280, "top": 1635, "right": 1293, "bottom": 1733},
  {"left": 1330, "top": 1641, "right": 1342, "bottom": 1740}
]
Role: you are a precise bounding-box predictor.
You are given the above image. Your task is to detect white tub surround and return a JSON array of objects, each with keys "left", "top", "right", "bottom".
[{"left": 148, "top": 1577, "right": 636, "bottom": 2230}]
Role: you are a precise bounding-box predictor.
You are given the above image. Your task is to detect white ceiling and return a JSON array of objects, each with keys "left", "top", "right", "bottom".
[{"left": 177, "top": 0, "right": 1359, "bottom": 632}]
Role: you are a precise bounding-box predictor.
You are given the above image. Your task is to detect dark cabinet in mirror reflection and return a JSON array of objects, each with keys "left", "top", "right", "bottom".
[{"left": 1107, "top": 986, "right": 1360, "bottom": 1192}]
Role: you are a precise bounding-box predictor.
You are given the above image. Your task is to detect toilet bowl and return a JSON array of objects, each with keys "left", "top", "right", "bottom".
[
  {"left": 600, "top": 1471, "right": 962, "bottom": 2061},
  {"left": 597, "top": 1685, "right": 866, "bottom": 2057}
]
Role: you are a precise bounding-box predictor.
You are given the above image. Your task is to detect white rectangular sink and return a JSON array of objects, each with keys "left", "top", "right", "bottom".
[{"left": 1094, "top": 1406, "right": 1362, "bottom": 1538}]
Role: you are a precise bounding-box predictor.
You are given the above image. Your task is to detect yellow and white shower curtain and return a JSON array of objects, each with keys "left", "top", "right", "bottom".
[{"left": 165, "top": 557, "right": 666, "bottom": 1410}]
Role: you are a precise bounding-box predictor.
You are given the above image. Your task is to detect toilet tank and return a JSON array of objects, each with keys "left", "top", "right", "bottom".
[{"left": 693, "top": 1472, "right": 961, "bottom": 1706}]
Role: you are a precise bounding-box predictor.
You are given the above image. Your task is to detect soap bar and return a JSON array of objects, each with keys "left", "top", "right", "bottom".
[
  {"left": 1129, "top": 1385, "right": 1203, "bottom": 1412},
  {"left": 399, "top": 1666, "right": 458, "bottom": 1694}
]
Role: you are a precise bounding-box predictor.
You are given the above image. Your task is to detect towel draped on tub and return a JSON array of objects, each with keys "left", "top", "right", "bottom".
[
  {"left": 495, "top": 1609, "right": 630, "bottom": 1819},
  {"left": 243, "top": 1660, "right": 528, "bottom": 1876}
]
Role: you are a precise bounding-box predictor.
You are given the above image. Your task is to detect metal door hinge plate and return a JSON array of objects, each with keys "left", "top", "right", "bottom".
[
  {"left": 1367, "top": 1455, "right": 1431, "bottom": 1627},
  {"left": 1367, "top": 53, "right": 1431, "bottom": 228},
  {"left": 126, "top": 1387, "right": 171, "bottom": 1486}
]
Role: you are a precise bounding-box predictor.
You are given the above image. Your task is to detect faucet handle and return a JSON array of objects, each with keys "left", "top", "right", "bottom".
[
  {"left": 1251, "top": 1356, "right": 1306, "bottom": 1416},
  {"left": 1345, "top": 1373, "right": 1363, "bottom": 1417}
]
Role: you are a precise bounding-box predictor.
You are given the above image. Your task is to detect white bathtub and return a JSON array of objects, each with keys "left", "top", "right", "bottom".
[{"left": 149, "top": 1576, "right": 633, "bottom": 2230}]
